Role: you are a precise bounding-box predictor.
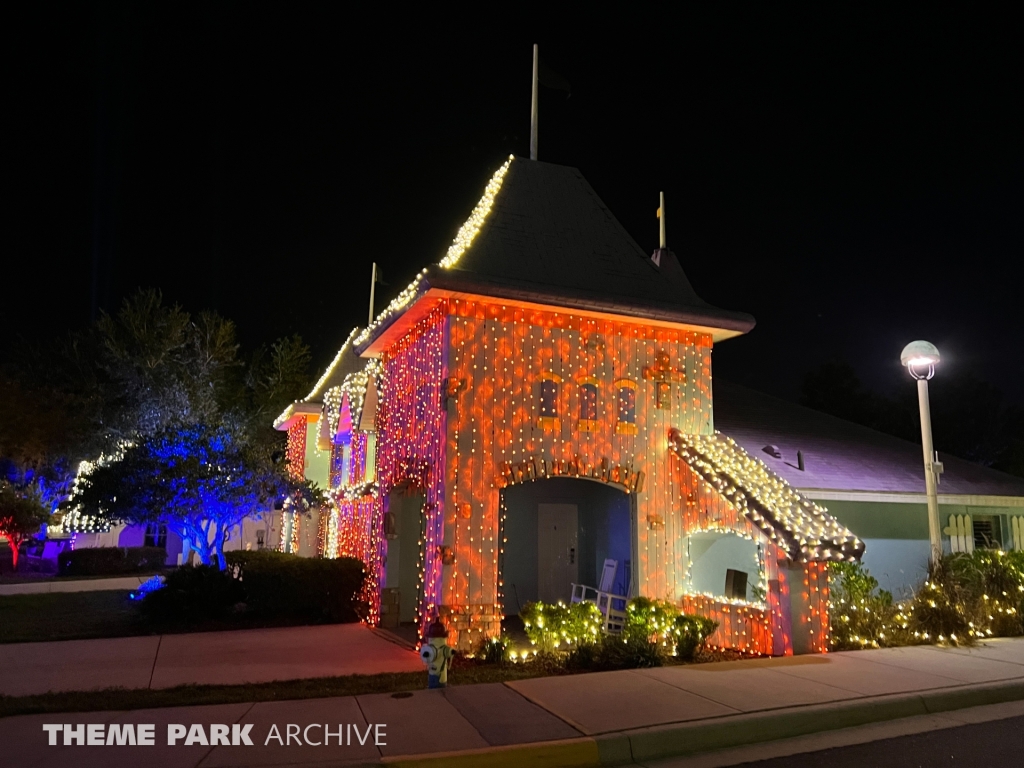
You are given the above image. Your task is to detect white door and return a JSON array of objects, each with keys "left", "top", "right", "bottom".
[{"left": 537, "top": 504, "right": 579, "bottom": 603}]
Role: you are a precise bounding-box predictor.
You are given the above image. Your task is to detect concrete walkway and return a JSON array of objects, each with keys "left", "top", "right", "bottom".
[
  {"left": 4, "top": 639, "right": 1024, "bottom": 767},
  {"left": 0, "top": 575, "right": 155, "bottom": 596},
  {"left": 0, "top": 624, "right": 422, "bottom": 697}
]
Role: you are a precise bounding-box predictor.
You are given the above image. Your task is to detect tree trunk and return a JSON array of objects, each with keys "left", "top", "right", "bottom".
[
  {"left": 212, "top": 521, "right": 227, "bottom": 571},
  {"left": 9, "top": 537, "right": 21, "bottom": 571}
]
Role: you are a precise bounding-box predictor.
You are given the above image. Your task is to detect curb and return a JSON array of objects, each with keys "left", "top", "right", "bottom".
[
  {"left": 381, "top": 678, "right": 1024, "bottom": 767},
  {"left": 383, "top": 738, "right": 599, "bottom": 768}
]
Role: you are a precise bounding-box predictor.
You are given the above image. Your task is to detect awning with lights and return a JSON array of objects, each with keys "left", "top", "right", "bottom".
[{"left": 669, "top": 429, "right": 865, "bottom": 563}]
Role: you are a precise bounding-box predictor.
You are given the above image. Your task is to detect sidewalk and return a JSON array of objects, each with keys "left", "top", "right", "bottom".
[
  {"left": 4, "top": 638, "right": 1024, "bottom": 767},
  {"left": 0, "top": 624, "right": 422, "bottom": 697}
]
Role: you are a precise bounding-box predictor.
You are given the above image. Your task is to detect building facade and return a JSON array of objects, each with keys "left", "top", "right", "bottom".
[{"left": 276, "top": 156, "right": 863, "bottom": 653}]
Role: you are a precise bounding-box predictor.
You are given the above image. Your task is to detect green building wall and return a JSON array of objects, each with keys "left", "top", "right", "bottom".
[{"left": 823, "top": 499, "right": 1023, "bottom": 599}]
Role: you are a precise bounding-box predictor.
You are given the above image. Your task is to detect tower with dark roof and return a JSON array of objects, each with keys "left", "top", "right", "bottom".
[{"left": 277, "top": 155, "right": 857, "bottom": 654}]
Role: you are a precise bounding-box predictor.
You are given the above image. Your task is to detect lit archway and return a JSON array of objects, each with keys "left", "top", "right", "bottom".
[{"left": 499, "top": 477, "right": 632, "bottom": 615}]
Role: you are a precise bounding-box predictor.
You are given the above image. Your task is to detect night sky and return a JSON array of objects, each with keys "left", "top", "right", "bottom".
[{"left": 8, "top": 5, "right": 1022, "bottom": 405}]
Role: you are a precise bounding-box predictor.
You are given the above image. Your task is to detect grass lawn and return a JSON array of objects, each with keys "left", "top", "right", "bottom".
[
  {"left": 0, "top": 659, "right": 566, "bottom": 719},
  {"left": 0, "top": 571, "right": 164, "bottom": 584},
  {"left": 0, "top": 591, "right": 149, "bottom": 644},
  {"left": 0, "top": 589, "right": 368, "bottom": 645}
]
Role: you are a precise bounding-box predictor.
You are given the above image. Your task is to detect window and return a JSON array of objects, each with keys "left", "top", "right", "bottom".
[
  {"left": 365, "top": 432, "right": 377, "bottom": 483},
  {"left": 341, "top": 444, "right": 352, "bottom": 486},
  {"left": 577, "top": 377, "right": 599, "bottom": 431},
  {"left": 615, "top": 379, "right": 637, "bottom": 434},
  {"left": 538, "top": 372, "right": 561, "bottom": 430},
  {"left": 144, "top": 523, "right": 167, "bottom": 549},
  {"left": 330, "top": 442, "right": 346, "bottom": 488},
  {"left": 973, "top": 516, "right": 1002, "bottom": 550}
]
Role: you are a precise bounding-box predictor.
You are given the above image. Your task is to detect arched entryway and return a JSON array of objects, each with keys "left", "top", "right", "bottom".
[{"left": 499, "top": 477, "right": 633, "bottom": 615}]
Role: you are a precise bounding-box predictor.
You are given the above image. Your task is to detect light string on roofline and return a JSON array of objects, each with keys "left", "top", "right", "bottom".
[
  {"left": 54, "top": 444, "right": 134, "bottom": 534},
  {"left": 274, "top": 327, "right": 360, "bottom": 429},
  {"left": 353, "top": 156, "right": 514, "bottom": 349},
  {"left": 323, "top": 359, "right": 381, "bottom": 441},
  {"left": 669, "top": 430, "right": 863, "bottom": 563}
]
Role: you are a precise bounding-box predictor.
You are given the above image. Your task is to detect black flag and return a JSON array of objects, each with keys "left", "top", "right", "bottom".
[{"left": 539, "top": 58, "right": 571, "bottom": 98}]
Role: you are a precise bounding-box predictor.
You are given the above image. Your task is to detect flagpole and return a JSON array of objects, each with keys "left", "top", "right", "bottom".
[
  {"left": 659, "top": 191, "right": 666, "bottom": 248},
  {"left": 368, "top": 262, "right": 377, "bottom": 326},
  {"left": 530, "top": 44, "right": 539, "bottom": 161}
]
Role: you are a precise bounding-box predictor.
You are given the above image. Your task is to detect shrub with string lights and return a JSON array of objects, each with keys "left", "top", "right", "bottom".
[
  {"left": 830, "top": 552, "right": 1024, "bottom": 650},
  {"left": 520, "top": 600, "right": 604, "bottom": 653}
]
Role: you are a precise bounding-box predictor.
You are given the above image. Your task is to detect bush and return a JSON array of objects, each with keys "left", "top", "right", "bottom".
[
  {"left": 674, "top": 614, "right": 718, "bottom": 660},
  {"left": 906, "top": 551, "right": 1024, "bottom": 645},
  {"left": 225, "top": 550, "right": 367, "bottom": 623},
  {"left": 474, "top": 634, "right": 511, "bottom": 664},
  {"left": 949, "top": 549, "right": 1024, "bottom": 637},
  {"left": 830, "top": 553, "right": 1024, "bottom": 650},
  {"left": 829, "top": 561, "right": 911, "bottom": 650},
  {"left": 141, "top": 565, "right": 245, "bottom": 623},
  {"left": 58, "top": 546, "right": 167, "bottom": 577},
  {"left": 524, "top": 597, "right": 716, "bottom": 668},
  {"left": 520, "top": 601, "right": 604, "bottom": 652},
  {"left": 622, "top": 597, "right": 717, "bottom": 661}
]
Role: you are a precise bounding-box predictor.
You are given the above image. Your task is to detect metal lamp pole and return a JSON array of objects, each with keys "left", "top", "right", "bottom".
[{"left": 901, "top": 341, "right": 944, "bottom": 567}]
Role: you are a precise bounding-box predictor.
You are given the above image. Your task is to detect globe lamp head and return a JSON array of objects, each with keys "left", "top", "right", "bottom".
[{"left": 901, "top": 340, "right": 940, "bottom": 380}]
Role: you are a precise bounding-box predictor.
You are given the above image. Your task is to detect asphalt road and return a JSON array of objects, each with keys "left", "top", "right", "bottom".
[{"left": 736, "top": 714, "right": 1024, "bottom": 767}]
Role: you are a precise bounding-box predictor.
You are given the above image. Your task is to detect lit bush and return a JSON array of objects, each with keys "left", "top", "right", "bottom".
[
  {"left": 906, "top": 551, "right": 1024, "bottom": 645},
  {"left": 525, "top": 597, "right": 717, "bottom": 669},
  {"left": 622, "top": 597, "right": 717, "bottom": 660},
  {"left": 622, "top": 597, "right": 680, "bottom": 646},
  {"left": 674, "top": 614, "right": 719, "bottom": 660},
  {"left": 829, "top": 561, "right": 912, "bottom": 650},
  {"left": 520, "top": 601, "right": 605, "bottom": 652},
  {"left": 830, "top": 553, "right": 1024, "bottom": 650},
  {"left": 474, "top": 634, "right": 511, "bottom": 664}
]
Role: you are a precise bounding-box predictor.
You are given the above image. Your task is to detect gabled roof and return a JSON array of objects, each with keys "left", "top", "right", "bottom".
[
  {"left": 435, "top": 158, "right": 754, "bottom": 333},
  {"left": 713, "top": 379, "right": 1024, "bottom": 499},
  {"left": 670, "top": 429, "right": 864, "bottom": 563},
  {"left": 273, "top": 328, "right": 363, "bottom": 430},
  {"left": 355, "top": 156, "right": 754, "bottom": 354}
]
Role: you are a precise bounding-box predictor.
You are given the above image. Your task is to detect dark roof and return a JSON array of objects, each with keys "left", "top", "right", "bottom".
[
  {"left": 306, "top": 332, "right": 364, "bottom": 403},
  {"left": 714, "top": 379, "right": 1024, "bottom": 498},
  {"left": 436, "top": 158, "right": 754, "bottom": 334}
]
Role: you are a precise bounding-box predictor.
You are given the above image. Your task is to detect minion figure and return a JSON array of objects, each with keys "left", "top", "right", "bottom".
[{"left": 419, "top": 619, "right": 453, "bottom": 688}]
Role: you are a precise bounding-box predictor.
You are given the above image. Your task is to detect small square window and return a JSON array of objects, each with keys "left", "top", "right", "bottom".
[
  {"left": 973, "top": 516, "right": 1002, "bottom": 550},
  {"left": 144, "top": 523, "right": 167, "bottom": 549}
]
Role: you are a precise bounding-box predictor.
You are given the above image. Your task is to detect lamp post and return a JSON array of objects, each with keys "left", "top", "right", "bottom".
[{"left": 901, "top": 341, "right": 944, "bottom": 566}]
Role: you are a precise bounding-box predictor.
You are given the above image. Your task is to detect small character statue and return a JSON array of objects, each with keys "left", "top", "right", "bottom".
[{"left": 419, "top": 618, "right": 453, "bottom": 688}]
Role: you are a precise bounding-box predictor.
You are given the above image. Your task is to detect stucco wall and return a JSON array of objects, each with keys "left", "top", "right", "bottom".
[{"left": 444, "top": 297, "right": 713, "bottom": 632}]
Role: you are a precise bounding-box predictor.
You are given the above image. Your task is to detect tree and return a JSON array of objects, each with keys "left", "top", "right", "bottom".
[
  {"left": 4, "top": 289, "right": 318, "bottom": 557},
  {"left": 0, "top": 483, "right": 49, "bottom": 570},
  {"left": 71, "top": 424, "right": 317, "bottom": 569},
  {"left": 94, "top": 289, "right": 243, "bottom": 441}
]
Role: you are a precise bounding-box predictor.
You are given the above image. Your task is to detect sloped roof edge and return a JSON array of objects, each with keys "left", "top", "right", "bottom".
[{"left": 669, "top": 429, "right": 864, "bottom": 563}]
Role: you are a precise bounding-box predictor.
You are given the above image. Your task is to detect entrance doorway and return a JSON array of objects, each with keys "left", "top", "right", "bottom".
[
  {"left": 537, "top": 504, "right": 578, "bottom": 603},
  {"left": 384, "top": 488, "right": 424, "bottom": 623},
  {"left": 500, "top": 478, "right": 631, "bottom": 615}
]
